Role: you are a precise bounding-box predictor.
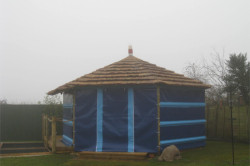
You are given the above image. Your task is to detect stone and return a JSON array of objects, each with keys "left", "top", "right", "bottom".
[{"left": 158, "top": 145, "right": 181, "bottom": 162}]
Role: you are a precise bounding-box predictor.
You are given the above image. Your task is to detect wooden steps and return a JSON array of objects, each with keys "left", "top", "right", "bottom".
[
  {"left": 47, "top": 136, "right": 74, "bottom": 153},
  {"left": 0, "top": 142, "right": 50, "bottom": 157},
  {"left": 77, "top": 151, "right": 148, "bottom": 160}
]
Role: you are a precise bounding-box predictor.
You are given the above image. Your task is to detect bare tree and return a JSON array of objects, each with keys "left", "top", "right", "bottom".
[
  {"left": 184, "top": 63, "right": 208, "bottom": 83},
  {"left": 0, "top": 99, "right": 7, "bottom": 104},
  {"left": 184, "top": 49, "right": 227, "bottom": 103},
  {"left": 203, "top": 50, "right": 227, "bottom": 91}
]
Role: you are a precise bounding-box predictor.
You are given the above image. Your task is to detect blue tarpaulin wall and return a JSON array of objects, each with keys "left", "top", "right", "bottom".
[
  {"left": 75, "top": 89, "right": 97, "bottom": 151},
  {"left": 102, "top": 88, "right": 128, "bottom": 152},
  {"left": 62, "top": 94, "right": 73, "bottom": 146},
  {"left": 160, "top": 87, "right": 206, "bottom": 150},
  {"left": 134, "top": 87, "right": 158, "bottom": 152},
  {"left": 64, "top": 85, "right": 206, "bottom": 152},
  {"left": 74, "top": 87, "right": 158, "bottom": 152}
]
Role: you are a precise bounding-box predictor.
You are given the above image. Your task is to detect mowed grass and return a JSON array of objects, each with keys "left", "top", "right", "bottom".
[{"left": 0, "top": 141, "right": 249, "bottom": 166}]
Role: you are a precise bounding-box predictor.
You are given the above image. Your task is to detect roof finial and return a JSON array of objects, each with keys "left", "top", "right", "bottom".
[{"left": 128, "top": 45, "right": 133, "bottom": 56}]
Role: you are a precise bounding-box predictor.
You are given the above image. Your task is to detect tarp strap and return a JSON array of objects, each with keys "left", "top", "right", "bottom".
[
  {"left": 62, "top": 134, "right": 73, "bottom": 146},
  {"left": 63, "top": 104, "right": 73, "bottom": 108},
  {"left": 128, "top": 88, "right": 134, "bottom": 152},
  {"left": 160, "top": 102, "right": 205, "bottom": 108},
  {"left": 160, "top": 119, "right": 206, "bottom": 127},
  {"left": 63, "top": 119, "right": 73, "bottom": 126},
  {"left": 160, "top": 136, "right": 206, "bottom": 145},
  {"left": 96, "top": 88, "right": 103, "bottom": 152}
]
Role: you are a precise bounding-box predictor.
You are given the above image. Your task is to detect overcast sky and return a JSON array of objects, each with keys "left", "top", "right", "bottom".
[{"left": 0, "top": 0, "right": 249, "bottom": 104}]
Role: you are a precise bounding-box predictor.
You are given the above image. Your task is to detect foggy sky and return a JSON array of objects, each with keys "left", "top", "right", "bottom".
[{"left": 0, "top": 0, "right": 249, "bottom": 103}]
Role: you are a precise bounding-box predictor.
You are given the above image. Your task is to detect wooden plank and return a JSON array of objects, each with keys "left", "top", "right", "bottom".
[
  {"left": 79, "top": 155, "right": 146, "bottom": 160},
  {"left": 1, "top": 142, "right": 43, "bottom": 144},
  {"left": 42, "top": 114, "right": 44, "bottom": 141},
  {"left": 0, "top": 143, "right": 3, "bottom": 150},
  {"left": 79, "top": 152, "right": 147, "bottom": 155},
  {"left": 0, "top": 152, "right": 51, "bottom": 157},
  {"left": 73, "top": 93, "right": 76, "bottom": 146},
  {"left": 51, "top": 117, "right": 56, "bottom": 153},
  {"left": 47, "top": 136, "right": 73, "bottom": 152},
  {"left": 45, "top": 115, "right": 49, "bottom": 148},
  {"left": 1, "top": 147, "right": 47, "bottom": 150},
  {"left": 78, "top": 151, "right": 148, "bottom": 160}
]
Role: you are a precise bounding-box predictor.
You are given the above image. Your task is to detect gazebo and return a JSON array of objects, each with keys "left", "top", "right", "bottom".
[{"left": 48, "top": 46, "right": 210, "bottom": 153}]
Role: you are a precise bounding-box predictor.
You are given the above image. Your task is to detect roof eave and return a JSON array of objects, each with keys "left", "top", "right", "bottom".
[{"left": 47, "top": 82, "right": 211, "bottom": 95}]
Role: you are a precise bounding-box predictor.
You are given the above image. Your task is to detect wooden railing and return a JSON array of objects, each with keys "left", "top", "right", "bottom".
[{"left": 42, "top": 114, "right": 57, "bottom": 153}]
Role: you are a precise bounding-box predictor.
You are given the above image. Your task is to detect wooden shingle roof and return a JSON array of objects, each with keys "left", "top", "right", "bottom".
[{"left": 48, "top": 55, "right": 210, "bottom": 95}]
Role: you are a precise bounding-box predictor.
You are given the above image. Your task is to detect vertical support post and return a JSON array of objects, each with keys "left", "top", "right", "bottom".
[
  {"left": 206, "top": 104, "right": 209, "bottom": 137},
  {"left": 52, "top": 116, "right": 56, "bottom": 153},
  {"left": 73, "top": 93, "right": 76, "bottom": 147},
  {"left": 45, "top": 114, "right": 48, "bottom": 147},
  {"left": 230, "top": 92, "right": 234, "bottom": 165},
  {"left": 42, "top": 114, "right": 44, "bottom": 141},
  {"left": 42, "top": 114, "right": 46, "bottom": 142},
  {"left": 157, "top": 86, "right": 161, "bottom": 154},
  {"left": 223, "top": 103, "right": 226, "bottom": 138},
  {"left": 215, "top": 104, "right": 219, "bottom": 137},
  {"left": 247, "top": 105, "right": 250, "bottom": 146},
  {"left": 237, "top": 98, "right": 240, "bottom": 141}
]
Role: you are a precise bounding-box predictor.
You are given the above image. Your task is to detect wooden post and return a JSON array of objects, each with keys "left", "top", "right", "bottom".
[
  {"left": 45, "top": 114, "right": 48, "bottom": 147},
  {"left": 42, "top": 114, "right": 44, "bottom": 141},
  {"left": 205, "top": 104, "right": 209, "bottom": 138},
  {"left": 52, "top": 116, "right": 56, "bottom": 153},
  {"left": 223, "top": 103, "right": 226, "bottom": 138},
  {"left": 73, "top": 93, "right": 76, "bottom": 146},
  {"left": 247, "top": 105, "right": 249, "bottom": 145},
  {"left": 215, "top": 103, "right": 219, "bottom": 137},
  {"left": 157, "top": 86, "right": 161, "bottom": 154},
  {"left": 42, "top": 114, "right": 46, "bottom": 142},
  {"left": 229, "top": 92, "right": 235, "bottom": 165},
  {"left": 237, "top": 100, "right": 240, "bottom": 141}
]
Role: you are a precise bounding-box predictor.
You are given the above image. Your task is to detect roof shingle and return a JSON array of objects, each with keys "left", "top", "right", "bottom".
[{"left": 48, "top": 55, "right": 210, "bottom": 95}]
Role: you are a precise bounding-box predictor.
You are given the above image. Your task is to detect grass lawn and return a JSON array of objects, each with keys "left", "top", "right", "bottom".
[{"left": 0, "top": 141, "right": 249, "bottom": 166}]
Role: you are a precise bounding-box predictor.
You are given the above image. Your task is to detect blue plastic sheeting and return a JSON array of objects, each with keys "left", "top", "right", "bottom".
[
  {"left": 63, "top": 108, "right": 73, "bottom": 120},
  {"left": 96, "top": 88, "right": 103, "bottom": 152},
  {"left": 160, "top": 86, "right": 206, "bottom": 150},
  {"left": 62, "top": 134, "right": 73, "bottom": 146},
  {"left": 62, "top": 124, "right": 73, "bottom": 146},
  {"left": 160, "top": 124, "right": 205, "bottom": 140},
  {"left": 63, "top": 94, "right": 73, "bottom": 120},
  {"left": 175, "top": 140, "right": 206, "bottom": 150},
  {"left": 134, "top": 87, "right": 158, "bottom": 152},
  {"left": 63, "top": 93, "right": 73, "bottom": 105},
  {"left": 160, "top": 107, "right": 205, "bottom": 121},
  {"left": 63, "top": 104, "right": 73, "bottom": 108},
  {"left": 102, "top": 88, "right": 128, "bottom": 152},
  {"left": 160, "top": 119, "right": 206, "bottom": 127},
  {"left": 63, "top": 119, "right": 73, "bottom": 126},
  {"left": 62, "top": 93, "right": 73, "bottom": 146},
  {"left": 160, "top": 87, "right": 205, "bottom": 102},
  {"left": 160, "top": 102, "right": 205, "bottom": 108},
  {"left": 128, "top": 88, "right": 134, "bottom": 152},
  {"left": 160, "top": 136, "right": 206, "bottom": 145},
  {"left": 75, "top": 89, "right": 97, "bottom": 151}
]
